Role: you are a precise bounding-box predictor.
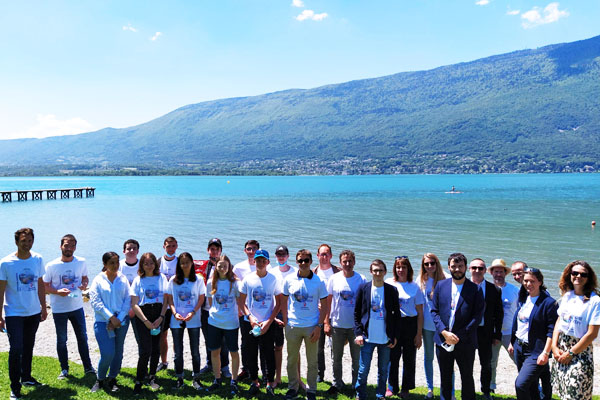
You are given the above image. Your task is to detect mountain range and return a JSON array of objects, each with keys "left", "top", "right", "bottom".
[{"left": 2, "top": 34, "right": 600, "bottom": 174}]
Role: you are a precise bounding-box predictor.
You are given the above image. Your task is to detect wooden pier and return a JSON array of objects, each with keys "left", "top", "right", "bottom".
[{"left": 1, "top": 187, "right": 95, "bottom": 203}]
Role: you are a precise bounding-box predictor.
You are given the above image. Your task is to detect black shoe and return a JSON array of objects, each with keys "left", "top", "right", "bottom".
[
  {"left": 307, "top": 392, "right": 317, "bottom": 400},
  {"left": 207, "top": 378, "right": 222, "bottom": 391},
  {"left": 248, "top": 383, "right": 260, "bottom": 396},
  {"left": 84, "top": 367, "right": 97, "bottom": 375},
  {"left": 90, "top": 380, "right": 104, "bottom": 393},
  {"left": 175, "top": 377, "right": 185, "bottom": 389},
  {"left": 237, "top": 369, "right": 250, "bottom": 381},
  {"left": 107, "top": 377, "right": 119, "bottom": 392},
  {"left": 133, "top": 382, "right": 143, "bottom": 396},
  {"left": 21, "top": 377, "right": 44, "bottom": 387},
  {"left": 285, "top": 389, "right": 298, "bottom": 399},
  {"left": 326, "top": 386, "right": 339, "bottom": 395},
  {"left": 230, "top": 380, "right": 239, "bottom": 395}
]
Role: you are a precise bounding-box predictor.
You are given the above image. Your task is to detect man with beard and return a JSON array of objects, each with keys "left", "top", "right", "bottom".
[
  {"left": 431, "top": 253, "right": 484, "bottom": 400},
  {"left": 0, "top": 228, "right": 47, "bottom": 400},
  {"left": 43, "top": 234, "right": 95, "bottom": 380}
]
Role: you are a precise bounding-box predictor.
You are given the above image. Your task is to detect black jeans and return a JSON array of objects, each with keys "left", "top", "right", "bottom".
[
  {"left": 241, "top": 318, "right": 276, "bottom": 382},
  {"left": 6, "top": 313, "right": 40, "bottom": 394},
  {"left": 514, "top": 340, "right": 551, "bottom": 400},
  {"left": 201, "top": 309, "right": 229, "bottom": 368},
  {"left": 317, "top": 329, "right": 327, "bottom": 379},
  {"left": 389, "top": 316, "right": 418, "bottom": 393},
  {"left": 134, "top": 303, "right": 162, "bottom": 381},
  {"left": 477, "top": 326, "right": 493, "bottom": 395}
]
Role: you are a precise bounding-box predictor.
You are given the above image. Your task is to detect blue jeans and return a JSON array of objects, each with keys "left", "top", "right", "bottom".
[
  {"left": 356, "top": 342, "right": 390, "bottom": 400},
  {"left": 5, "top": 313, "right": 40, "bottom": 394},
  {"left": 171, "top": 327, "right": 201, "bottom": 378},
  {"left": 422, "top": 329, "right": 435, "bottom": 391},
  {"left": 94, "top": 319, "right": 129, "bottom": 380},
  {"left": 514, "top": 341, "right": 551, "bottom": 400},
  {"left": 53, "top": 307, "right": 93, "bottom": 371}
]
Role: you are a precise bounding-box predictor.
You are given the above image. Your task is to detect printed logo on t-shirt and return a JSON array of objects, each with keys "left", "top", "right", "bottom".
[
  {"left": 177, "top": 288, "right": 192, "bottom": 302},
  {"left": 16, "top": 269, "right": 37, "bottom": 291},
  {"left": 503, "top": 299, "right": 512, "bottom": 310},
  {"left": 145, "top": 285, "right": 160, "bottom": 301},
  {"left": 292, "top": 287, "right": 309, "bottom": 303},
  {"left": 339, "top": 289, "right": 355, "bottom": 306},
  {"left": 252, "top": 287, "right": 272, "bottom": 309},
  {"left": 371, "top": 293, "right": 384, "bottom": 320},
  {"left": 61, "top": 270, "right": 79, "bottom": 289},
  {"left": 215, "top": 293, "right": 229, "bottom": 305},
  {"left": 517, "top": 309, "right": 529, "bottom": 324}
]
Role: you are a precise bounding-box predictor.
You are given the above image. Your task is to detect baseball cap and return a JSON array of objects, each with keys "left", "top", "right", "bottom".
[{"left": 254, "top": 249, "right": 270, "bottom": 260}]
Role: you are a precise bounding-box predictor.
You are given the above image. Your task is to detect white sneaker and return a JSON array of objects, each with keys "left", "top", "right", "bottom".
[{"left": 57, "top": 370, "right": 69, "bottom": 380}]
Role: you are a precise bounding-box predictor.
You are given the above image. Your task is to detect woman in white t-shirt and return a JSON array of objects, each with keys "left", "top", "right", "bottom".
[
  {"left": 417, "top": 253, "right": 449, "bottom": 399},
  {"left": 130, "top": 252, "right": 169, "bottom": 395},
  {"left": 551, "top": 260, "right": 600, "bottom": 400},
  {"left": 205, "top": 255, "right": 241, "bottom": 394},
  {"left": 166, "top": 252, "right": 206, "bottom": 390},
  {"left": 386, "top": 256, "right": 424, "bottom": 399}
]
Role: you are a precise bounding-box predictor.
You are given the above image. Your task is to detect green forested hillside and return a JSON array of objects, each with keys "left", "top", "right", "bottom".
[{"left": 2, "top": 35, "right": 600, "bottom": 174}]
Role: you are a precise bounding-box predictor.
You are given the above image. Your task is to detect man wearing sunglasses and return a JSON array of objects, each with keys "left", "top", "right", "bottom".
[
  {"left": 431, "top": 253, "right": 484, "bottom": 400},
  {"left": 469, "top": 258, "right": 503, "bottom": 400}
]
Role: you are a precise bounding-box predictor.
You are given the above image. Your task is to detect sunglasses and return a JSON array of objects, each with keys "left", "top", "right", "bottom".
[
  {"left": 245, "top": 247, "right": 258, "bottom": 252},
  {"left": 571, "top": 271, "right": 589, "bottom": 278},
  {"left": 524, "top": 267, "right": 541, "bottom": 274},
  {"left": 395, "top": 256, "right": 408, "bottom": 260},
  {"left": 297, "top": 258, "right": 311, "bottom": 264},
  {"left": 423, "top": 262, "right": 436, "bottom": 266},
  {"left": 470, "top": 266, "right": 485, "bottom": 271}
]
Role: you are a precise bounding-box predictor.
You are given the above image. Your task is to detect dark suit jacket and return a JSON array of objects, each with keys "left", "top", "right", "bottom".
[
  {"left": 354, "top": 281, "right": 400, "bottom": 343},
  {"left": 479, "top": 280, "right": 503, "bottom": 342},
  {"left": 431, "top": 278, "right": 484, "bottom": 347},
  {"left": 511, "top": 290, "right": 558, "bottom": 357}
]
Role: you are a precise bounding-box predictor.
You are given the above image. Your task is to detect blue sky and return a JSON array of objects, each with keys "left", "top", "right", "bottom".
[{"left": 0, "top": 0, "right": 597, "bottom": 140}]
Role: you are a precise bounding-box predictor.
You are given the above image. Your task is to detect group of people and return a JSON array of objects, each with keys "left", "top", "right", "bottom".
[{"left": 0, "top": 227, "right": 599, "bottom": 400}]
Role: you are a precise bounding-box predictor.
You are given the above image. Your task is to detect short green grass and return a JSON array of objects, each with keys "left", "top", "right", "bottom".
[{"left": 0, "top": 353, "right": 597, "bottom": 399}]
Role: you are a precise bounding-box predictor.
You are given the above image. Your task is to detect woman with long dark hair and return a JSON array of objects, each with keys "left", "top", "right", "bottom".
[
  {"left": 130, "top": 252, "right": 169, "bottom": 395},
  {"left": 166, "top": 251, "right": 206, "bottom": 390},
  {"left": 89, "top": 252, "right": 131, "bottom": 393},
  {"left": 508, "top": 267, "right": 557, "bottom": 400},
  {"left": 385, "top": 256, "right": 424, "bottom": 398},
  {"left": 551, "top": 260, "right": 600, "bottom": 400}
]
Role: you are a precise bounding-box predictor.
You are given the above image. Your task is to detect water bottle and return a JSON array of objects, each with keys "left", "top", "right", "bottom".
[
  {"left": 107, "top": 326, "right": 116, "bottom": 338},
  {"left": 67, "top": 292, "right": 78, "bottom": 298},
  {"left": 150, "top": 328, "right": 161, "bottom": 336},
  {"left": 251, "top": 325, "right": 262, "bottom": 337}
]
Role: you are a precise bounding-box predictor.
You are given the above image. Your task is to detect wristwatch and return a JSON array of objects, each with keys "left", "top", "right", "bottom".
[
  {"left": 568, "top": 350, "right": 575, "bottom": 358},
  {"left": 317, "top": 323, "right": 324, "bottom": 328}
]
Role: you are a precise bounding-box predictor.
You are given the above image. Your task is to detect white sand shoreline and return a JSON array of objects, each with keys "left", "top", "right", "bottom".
[{"left": 2, "top": 303, "right": 600, "bottom": 396}]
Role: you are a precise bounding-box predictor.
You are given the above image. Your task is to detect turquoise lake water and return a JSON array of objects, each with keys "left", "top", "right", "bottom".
[{"left": 1, "top": 174, "right": 599, "bottom": 297}]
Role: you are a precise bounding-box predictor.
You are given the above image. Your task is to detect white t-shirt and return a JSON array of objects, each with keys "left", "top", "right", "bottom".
[
  {"left": 327, "top": 272, "right": 367, "bottom": 329},
  {"left": 367, "top": 284, "right": 388, "bottom": 344},
  {"left": 130, "top": 274, "right": 168, "bottom": 306},
  {"left": 159, "top": 256, "right": 178, "bottom": 281},
  {"left": 0, "top": 251, "right": 44, "bottom": 317},
  {"left": 283, "top": 272, "right": 328, "bottom": 327},
  {"left": 556, "top": 290, "right": 600, "bottom": 339},
  {"left": 240, "top": 272, "right": 281, "bottom": 323},
  {"left": 207, "top": 278, "right": 240, "bottom": 330},
  {"left": 119, "top": 259, "right": 139, "bottom": 284},
  {"left": 316, "top": 266, "right": 335, "bottom": 284},
  {"left": 168, "top": 276, "right": 206, "bottom": 329},
  {"left": 268, "top": 264, "right": 297, "bottom": 292},
  {"left": 498, "top": 282, "right": 519, "bottom": 335},
  {"left": 449, "top": 282, "right": 464, "bottom": 331},
  {"left": 385, "top": 279, "right": 424, "bottom": 317},
  {"left": 516, "top": 296, "right": 538, "bottom": 342},
  {"left": 43, "top": 255, "right": 87, "bottom": 313},
  {"left": 233, "top": 259, "right": 256, "bottom": 281}
]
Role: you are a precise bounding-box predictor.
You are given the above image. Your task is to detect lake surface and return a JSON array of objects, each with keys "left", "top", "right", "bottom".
[{"left": 1, "top": 174, "right": 599, "bottom": 297}]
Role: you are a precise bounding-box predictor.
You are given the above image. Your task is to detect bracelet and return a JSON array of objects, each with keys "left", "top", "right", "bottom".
[
  {"left": 569, "top": 350, "right": 575, "bottom": 358},
  {"left": 143, "top": 319, "right": 148, "bottom": 322},
  {"left": 159, "top": 315, "right": 165, "bottom": 319}
]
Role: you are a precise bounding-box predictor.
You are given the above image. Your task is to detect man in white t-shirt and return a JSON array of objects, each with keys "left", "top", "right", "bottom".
[
  {"left": 325, "top": 249, "right": 366, "bottom": 394},
  {"left": 157, "top": 236, "right": 178, "bottom": 372},
  {"left": 0, "top": 228, "right": 48, "bottom": 399},
  {"left": 313, "top": 243, "right": 340, "bottom": 382},
  {"left": 233, "top": 239, "right": 259, "bottom": 382},
  {"left": 282, "top": 249, "right": 328, "bottom": 400},
  {"left": 239, "top": 249, "right": 281, "bottom": 396},
  {"left": 43, "top": 234, "right": 95, "bottom": 380},
  {"left": 119, "top": 239, "right": 140, "bottom": 285},
  {"left": 267, "top": 245, "right": 297, "bottom": 387},
  {"left": 488, "top": 258, "right": 519, "bottom": 393}
]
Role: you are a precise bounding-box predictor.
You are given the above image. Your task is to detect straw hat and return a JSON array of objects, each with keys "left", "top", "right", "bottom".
[{"left": 488, "top": 258, "right": 509, "bottom": 275}]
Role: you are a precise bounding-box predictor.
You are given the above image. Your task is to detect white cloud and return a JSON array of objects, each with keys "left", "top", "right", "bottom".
[
  {"left": 475, "top": 0, "right": 490, "bottom": 5},
  {"left": 292, "top": 0, "right": 304, "bottom": 7},
  {"left": 151, "top": 32, "right": 162, "bottom": 41},
  {"left": 521, "top": 2, "right": 568, "bottom": 28},
  {"left": 13, "top": 114, "right": 94, "bottom": 139},
  {"left": 296, "top": 9, "right": 328, "bottom": 21},
  {"left": 507, "top": 9, "right": 520, "bottom": 15},
  {"left": 122, "top": 24, "right": 137, "bottom": 32}
]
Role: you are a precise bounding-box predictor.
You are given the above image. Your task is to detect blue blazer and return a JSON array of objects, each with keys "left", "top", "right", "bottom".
[
  {"left": 510, "top": 290, "right": 558, "bottom": 357},
  {"left": 431, "top": 278, "right": 484, "bottom": 347},
  {"left": 354, "top": 281, "right": 400, "bottom": 343}
]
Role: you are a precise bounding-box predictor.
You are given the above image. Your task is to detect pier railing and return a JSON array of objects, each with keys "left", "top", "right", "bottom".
[{"left": 1, "top": 187, "right": 95, "bottom": 202}]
